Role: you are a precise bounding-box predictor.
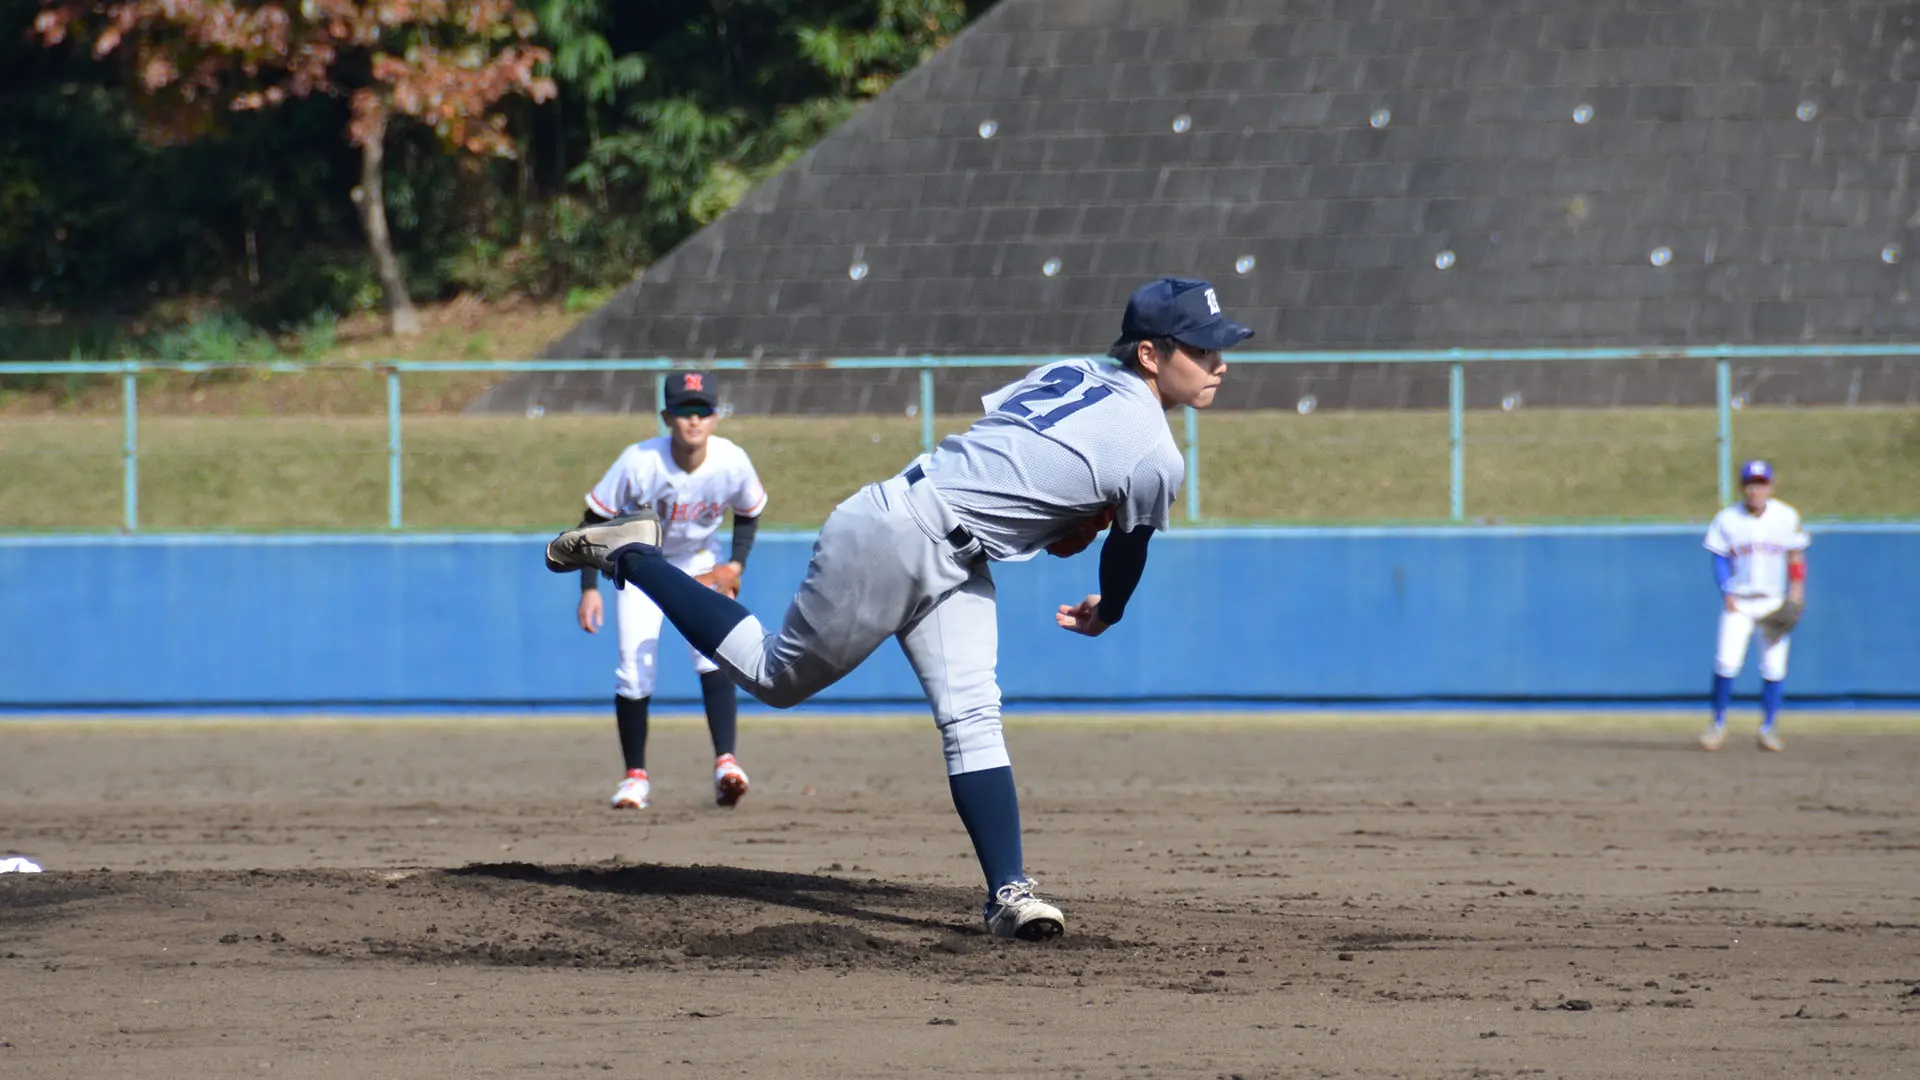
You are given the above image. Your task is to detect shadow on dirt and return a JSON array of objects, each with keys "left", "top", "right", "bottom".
[
  {"left": 449, "top": 861, "right": 976, "bottom": 934},
  {"left": 0, "top": 875, "right": 116, "bottom": 930},
  {"left": 0, "top": 865, "right": 1123, "bottom": 973}
]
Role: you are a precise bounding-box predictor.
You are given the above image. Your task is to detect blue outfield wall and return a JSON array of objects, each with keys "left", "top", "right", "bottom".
[{"left": 1, "top": 525, "right": 1915, "bottom": 709}]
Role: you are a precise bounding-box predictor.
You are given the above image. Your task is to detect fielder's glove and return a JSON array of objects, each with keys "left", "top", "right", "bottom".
[
  {"left": 1757, "top": 598, "right": 1804, "bottom": 635},
  {"left": 1045, "top": 506, "right": 1115, "bottom": 558},
  {"left": 696, "top": 563, "right": 742, "bottom": 598}
]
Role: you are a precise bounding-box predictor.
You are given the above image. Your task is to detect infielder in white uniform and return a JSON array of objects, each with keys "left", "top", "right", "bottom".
[
  {"left": 574, "top": 372, "right": 768, "bottom": 808},
  {"left": 545, "top": 277, "right": 1250, "bottom": 940},
  {"left": 1701, "top": 459, "right": 1809, "bottom": 752}
]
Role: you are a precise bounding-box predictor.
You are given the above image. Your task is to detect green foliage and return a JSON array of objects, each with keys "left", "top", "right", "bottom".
[
  {"left": 573, "top": 98, "right": 743, "bottom": 245},
  {"left": 298, "top": 310, "right": 340, "bottom": 361},
  {"left": 522, "top": 195, "right": 652, "bottom": 294},
  {"left": 690, "top": 162, "right": 755, "bottom": 226},
  {"left": 147, "top": 314, "right": 284, "bottom": 366},
  {"left": 797, "top": 0, "right": 969, "bottom": 95},
  {"left": 563, "top": 285, "right": 616, "bottom": 313},
  {"left": 0, "top": 311, "right": 128, "bottom": 364},
  {"left": 2, "top": 0, "right": 993, "bottom": 342},
  {"left": 536, "top": 0, "right": 645, "bottom": 151}
]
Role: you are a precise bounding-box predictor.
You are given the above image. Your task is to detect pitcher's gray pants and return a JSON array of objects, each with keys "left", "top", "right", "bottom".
[{"left": 711, "top": 471, "right": 1008, "bottom": 775}]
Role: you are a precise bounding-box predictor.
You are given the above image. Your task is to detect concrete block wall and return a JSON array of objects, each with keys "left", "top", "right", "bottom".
[{"left": 496, "top": 0, "right": 1920, "bottom": 414}]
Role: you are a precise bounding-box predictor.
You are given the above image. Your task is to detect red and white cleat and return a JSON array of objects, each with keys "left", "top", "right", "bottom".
[
  {"left": 714, "top": 754, "right": 749, "bottom": 807},
  {"left": 611, "top": 769, "right": 650, "bottom": 809}
]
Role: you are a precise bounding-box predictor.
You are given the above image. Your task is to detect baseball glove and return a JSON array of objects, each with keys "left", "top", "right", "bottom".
[
  {"left": 1757, "top": 598, "right": 1804, "bottom": 636},
  {"left": 1045, "top": 506, "right": 1115, "bottom": 558},
  {"left": 696, "top": 563, "right": 742, "bottom": 598}
]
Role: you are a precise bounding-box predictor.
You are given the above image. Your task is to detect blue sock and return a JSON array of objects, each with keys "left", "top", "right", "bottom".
[
  {"left": 948, "top": 766, "right": 1025, "bottom": 894},
  {"left": 1711, "top": 674, "right": 1733, "bottom": 727},
  {"left": 1760, "top": 679, "right": 1784, "bottom": 731},
  {"left": 612, "top": 547, "right": 751, "bottom": 657}
]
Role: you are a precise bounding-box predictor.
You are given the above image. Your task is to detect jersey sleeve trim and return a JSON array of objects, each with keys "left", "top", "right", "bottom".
[{"left": 586, "top": 491, "right": 618, "bottom": 518}]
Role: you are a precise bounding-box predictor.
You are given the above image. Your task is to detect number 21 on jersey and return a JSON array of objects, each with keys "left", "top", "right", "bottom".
[{"left": 997, "top": 367, "right": 1112, "bottom": 431}]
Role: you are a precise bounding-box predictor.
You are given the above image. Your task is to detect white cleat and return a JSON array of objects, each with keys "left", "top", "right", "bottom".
[
  {"left": 1756, "top": 729, "right": 1784, "bottom": 753},
  {"left": 984, "top": 879, "right": 1065, "bottom": 942},
  {"left": 713, "top": 754, "right": 750, "bottom": 807},
  {"left": 546, "top": 509, "right": 663, "bottom": 575},
  {"left": 611, "top": 770, "right": 651, "bottom": 809},
  {"left": 1699, "top": 726, "right": 1727, "bottom": 751}
]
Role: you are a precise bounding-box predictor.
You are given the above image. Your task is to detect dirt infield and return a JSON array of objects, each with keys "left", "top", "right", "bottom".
[{"left": 2, "top": 713, "right": 1916, "bottom": 1079}]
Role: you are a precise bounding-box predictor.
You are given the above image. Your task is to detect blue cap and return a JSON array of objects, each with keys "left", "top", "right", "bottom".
[
  {"left": 1740, "top": 459, "right": 1773, "bottom": 484},
  {"left": 1110, "top": 277, "right": 1254, "bottom": 355}
]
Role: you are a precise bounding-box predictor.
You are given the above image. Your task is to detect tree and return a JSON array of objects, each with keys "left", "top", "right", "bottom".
[
  {"left": 568, "top": 0, "right": 971, "bottom": 245},
  {"left": 34, "top": 0, "right": 557, "bottom": 335},
  {"left": 794, "top": 0, "right": 968, "bottom": 98}
]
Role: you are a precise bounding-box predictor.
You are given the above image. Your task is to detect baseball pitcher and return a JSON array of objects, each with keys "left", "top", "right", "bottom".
[
  {"left": 574, "top": 371, "right": 768, "bottom": 808},
  {"left": 545, "top": 277, "right": 1251, "bottom": 941},
  {"left": 1701, "top": 459, "right": 1809, "bottom": 752}
]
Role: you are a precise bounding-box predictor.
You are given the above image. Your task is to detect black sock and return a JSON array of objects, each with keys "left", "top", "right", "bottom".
[
  {"left": 615, "top": 695, "right": 649, "bottom": 772},
  {"left": 613, "top": 547, "right": 753, "bottom": 656},
  {"left": 701, "top": 670, "right": 738, "bottom": 757}
]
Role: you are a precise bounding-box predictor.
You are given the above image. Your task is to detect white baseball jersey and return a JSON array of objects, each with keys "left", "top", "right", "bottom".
[
  {"left": 921, "top": 357, "right": 1183, "bottom": 562},
  {"left": 1704, "top": 499, "right": 1809, "bottom": 598},
  {"left": 586, "top": 436, "right": 767, "bottom": 563}
]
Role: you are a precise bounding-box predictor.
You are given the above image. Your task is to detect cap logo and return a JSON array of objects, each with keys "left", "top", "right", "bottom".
[
  {"left": 1204, "top": 288, "right": 1221, "bottom": 315},
  {"left": 684, "top": 373, "right": 704, "bottom": 392}
]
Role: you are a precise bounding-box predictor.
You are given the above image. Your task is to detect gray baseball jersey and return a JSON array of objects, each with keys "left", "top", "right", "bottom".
[
  {"left": 923, "top": 357, "right": 1183, "bottom": 561},
  {"left": 706, "top": 359, "right": 1176, "bottom": 775}
]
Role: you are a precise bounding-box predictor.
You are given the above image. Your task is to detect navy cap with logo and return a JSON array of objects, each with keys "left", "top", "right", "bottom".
[
  {"left": 1740, "top": 459, "right": 1773, "bottom": 484},
  {"left": 663, "top": 371, "right": 718, "bottom": 410},
  {"left": 1109, "top": 277, "right": 1254, "bottom": 358}
]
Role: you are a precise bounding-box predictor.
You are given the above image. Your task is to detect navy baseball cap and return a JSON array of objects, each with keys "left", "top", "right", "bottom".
[
  {"left": 1740, "top": 459, "right": 1774, "bottom": 484},
  {"left": 663, "top": 371, "right": 718, "bottom": 410},
  {"left": 1110, "top": 277, "right": 1254, "bottom": 356}
]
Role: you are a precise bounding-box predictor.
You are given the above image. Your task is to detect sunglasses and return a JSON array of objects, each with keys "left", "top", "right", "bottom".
[{"left": 668, "top": 404, "right": 715, "bottom": 418}]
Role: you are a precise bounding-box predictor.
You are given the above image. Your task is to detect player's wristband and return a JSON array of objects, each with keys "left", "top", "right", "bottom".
[{"left": 1787, "top": 562, "right": 1806, "bottom": 583}]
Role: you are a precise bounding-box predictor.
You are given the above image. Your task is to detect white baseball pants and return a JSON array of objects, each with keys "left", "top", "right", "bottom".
[
  {"left": 616, "top": 550, "right": 721, "bottom": 699},
  {"left": 1715, "top": 594, "right": 1792, "bottom": 681}
]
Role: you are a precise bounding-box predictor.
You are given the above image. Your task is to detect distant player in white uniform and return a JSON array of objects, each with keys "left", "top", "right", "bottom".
[
  {"left": 1701, "top": 459, "right": 1809, "bottom": 752},
  {"left": 545, "top": 277, "right": 1250, "bottom": 940},
  {"left": 573, "top": 371, "right": 768, "bottom": 808}
]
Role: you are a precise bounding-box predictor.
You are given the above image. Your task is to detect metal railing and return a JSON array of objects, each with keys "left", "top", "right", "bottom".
[{"left": 5, "top": 344, "right": 1920, "bottom": 531}]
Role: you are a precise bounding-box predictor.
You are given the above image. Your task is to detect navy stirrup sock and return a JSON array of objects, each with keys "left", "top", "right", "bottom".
[
  {"left": 613, "top": 547, "right": 752, "bottom": 657},
  {"left": 700, "top": 670, "right": 738, "bottom": 757},
  {"left": 1710, "top": 674, "right": 1733, "bottom": 726},
  {"left": 614, "top": 695, "right": 649, "bottom": 771},
  {"left": 948, "top": 766, "right": 1026, "bottom": 893}
]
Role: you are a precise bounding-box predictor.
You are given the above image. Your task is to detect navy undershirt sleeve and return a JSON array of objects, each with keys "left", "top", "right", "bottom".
[
  {"left": 1095, "top": 525, "right": 1154, "bottom": 626},
  {"left": 729, "top": 514, "right": 760, "bottom": 568},
  {"left": 1712, "top": 553, "right": 1733, "bottom": 591}
]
